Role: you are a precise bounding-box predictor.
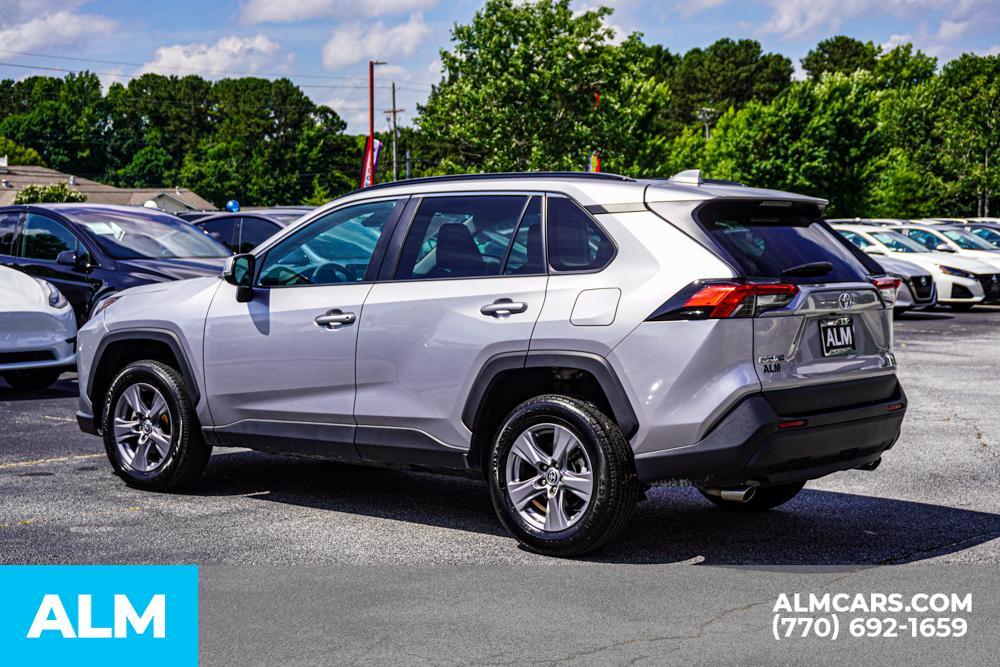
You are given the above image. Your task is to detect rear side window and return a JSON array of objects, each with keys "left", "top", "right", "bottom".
[
  {"left": 395, "top": 195, "right": 529, "bottom": 280},
  {"left": 547, "top": 197, "right": 615, "bottom": 272},
  {"left": 198, "top": 218, "right": 237, "bottom": 250},
  {"left": 0, "top": 211, "right": 19, "bottom": 254},
  {"left": 695, "top": 201, "right": 869, "bottom": 283},
  {"left": 237, "top": 217, "right": 280, "bottom": 254}
]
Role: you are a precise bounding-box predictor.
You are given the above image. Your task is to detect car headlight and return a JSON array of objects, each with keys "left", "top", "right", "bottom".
[
  {"left": 37, "top": 279, "right": 69, "bottom": 309},
  {"left": 937, "top": 265, "right": 975, "bottom": 279}
]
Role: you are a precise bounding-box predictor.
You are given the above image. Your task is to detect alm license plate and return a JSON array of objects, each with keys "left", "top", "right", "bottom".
[{"left": 819, "top": 317, "right": 855, "bottom": 356}]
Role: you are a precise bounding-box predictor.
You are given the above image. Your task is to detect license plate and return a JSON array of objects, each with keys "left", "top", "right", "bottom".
[{"left": 819, "top": 317, "right": 855, "bottom": 356}]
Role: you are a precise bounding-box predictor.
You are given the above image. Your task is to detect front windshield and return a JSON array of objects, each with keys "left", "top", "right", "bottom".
[
  {"left": 942, "top": 229, "right": 998, "bottom": 251},
  {"left": 971, "top": 227, "right": 1000, "bottom": 248},
  {"left": 70, "top": 209, "right": 231, "bottom": 259},
  {"left": 870, "top": 231, "right": 929, "bottom": 253}
]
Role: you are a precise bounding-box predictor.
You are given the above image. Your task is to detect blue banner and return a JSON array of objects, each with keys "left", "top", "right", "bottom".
[{"left": 0, "top": 565, "right": 198, "bottom": 665}]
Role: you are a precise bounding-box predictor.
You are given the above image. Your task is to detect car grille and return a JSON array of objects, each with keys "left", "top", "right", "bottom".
[
  {"left": 977, "top": 273, "right": 1000, "bottom": 300},
  {"left": 0, "top": 350, "right": 56, "bottom": 364},
  {"left": 906, "top": 274, "right": 934, "bottom": 302}
]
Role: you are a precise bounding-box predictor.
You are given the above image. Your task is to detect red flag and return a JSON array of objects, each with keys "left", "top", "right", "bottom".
[{"left": 360, "top": 136, "right": 383, "bottom": 188}]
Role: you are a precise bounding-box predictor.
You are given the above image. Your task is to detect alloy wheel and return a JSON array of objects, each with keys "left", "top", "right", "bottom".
[
  {"left": 504, "top": 422, "right": 594, "bottom": 532},
  {"left": 113, "top": 382, "right": 174, "bottom": 473}
]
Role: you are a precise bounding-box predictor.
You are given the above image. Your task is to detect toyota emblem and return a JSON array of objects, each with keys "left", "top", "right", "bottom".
[{"left": 838, "top": 292, "right": 854, "bottom": 311}]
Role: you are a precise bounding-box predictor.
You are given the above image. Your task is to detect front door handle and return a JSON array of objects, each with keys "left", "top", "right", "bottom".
[
  {"left": 480, "top": 299, "right": 528, "bottom": 317},
  {"left": 315, "top": 309, "right": 356, "bottom": 328}
]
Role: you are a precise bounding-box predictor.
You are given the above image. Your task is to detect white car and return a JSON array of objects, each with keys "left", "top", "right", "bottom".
[
  {"left": 894, "top": 224, "right": 1000, "bottom": 272},
  {"left": 834, "top": 224, "right": 998, "bottom": 309},
  {"left": 0, "top": 266, "right": 77, "bottom": 390}
]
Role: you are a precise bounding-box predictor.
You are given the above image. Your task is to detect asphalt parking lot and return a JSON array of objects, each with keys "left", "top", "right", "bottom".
[{"left": 2, "top": 308, "right": 999, "bottom": 567}]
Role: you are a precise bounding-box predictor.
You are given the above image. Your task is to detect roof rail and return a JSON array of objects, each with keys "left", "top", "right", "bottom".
[{"left": 354, "top": 171, "right": 635, "bottom": 194}]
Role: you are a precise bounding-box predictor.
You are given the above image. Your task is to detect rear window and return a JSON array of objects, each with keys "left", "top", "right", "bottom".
[{"left": 694, "top": 201, "right": 870, "bottom": 283}]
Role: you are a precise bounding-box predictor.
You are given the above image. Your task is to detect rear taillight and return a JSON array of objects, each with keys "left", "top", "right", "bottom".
[
  {"left": 650, "top": 282, "right": 799, "bottom": 320},
  {"left": 872, "top": 276, "right": 901, "bottom": 306}
]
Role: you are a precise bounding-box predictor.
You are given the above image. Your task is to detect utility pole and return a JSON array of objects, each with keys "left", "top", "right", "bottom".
[
  {"left": 367, "top": 60, "right": 386, "bottom": 186},
  {"left": 383, "top": 81, "right": 405, "bottom": 181},
  {"left": 697, "top": 107, "right": 718, "bottom": 140},
  {"left": 405, "top": 150, "right": 411, "bottom": 179}
]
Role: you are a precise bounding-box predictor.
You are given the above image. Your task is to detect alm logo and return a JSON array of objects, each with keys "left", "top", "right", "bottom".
[
  {"left": 0, "top": 565, "right": 197, "bottom": 666},
  {"left": 27, "top": 593, "right": 166, "bottom": 639}
]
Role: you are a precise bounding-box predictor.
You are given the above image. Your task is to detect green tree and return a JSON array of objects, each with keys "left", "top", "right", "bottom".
[
  {"left": 0, "top": 136, "right": 45, "bottom": 165},
  {"left": 704, "top": 72, "right": 883, "bottom": 215},
  {"left": 663, "top": 38, "right": 792, "bottom": 131},
  {"left": 873, "top": 44, "right": 937, "bottom": 89},
  {"left": 802, "top": 36, "right": 881, "bottom": 80},
  {"left": 13, "top": 182, "right": 87, "bottom": 204},
  {"left": 416, "top": 0, "right": 669, "bottom": 174}
]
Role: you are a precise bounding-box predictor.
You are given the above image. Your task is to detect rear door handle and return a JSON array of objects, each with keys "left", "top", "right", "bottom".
[
  {"left": 480, "top": 299, "right": 528, "bottom": 317},
  {"left": 315, "top": 309, "right": 356, "bottom": 328}
]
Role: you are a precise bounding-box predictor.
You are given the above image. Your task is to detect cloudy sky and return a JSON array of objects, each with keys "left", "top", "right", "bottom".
[{"left": 1, "top": 0, "right": 998, "bottom": 133}]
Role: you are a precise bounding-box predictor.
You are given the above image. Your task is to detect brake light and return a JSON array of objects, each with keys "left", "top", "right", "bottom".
[
  {"left": 871, "top": 276, "right": 901, "bottom": 306},
  {"left": 675, "top": 283, "right": 798, "bottom": 319}
]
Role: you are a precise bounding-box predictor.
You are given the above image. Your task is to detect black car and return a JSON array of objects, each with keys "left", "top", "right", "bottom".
[
  {"left": 193, "top": 207, "right": 313, "bottom": 254},
  {"left": 0, "top": 203, "right": 231, "bottom": 323}
]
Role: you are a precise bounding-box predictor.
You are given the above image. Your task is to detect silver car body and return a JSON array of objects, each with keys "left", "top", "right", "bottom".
[
  {"left": 0, "top": 266, "right": 77, "bottom": 374},
  {"left": 77, "top": 173, "right": 906, "bottom": 487}
]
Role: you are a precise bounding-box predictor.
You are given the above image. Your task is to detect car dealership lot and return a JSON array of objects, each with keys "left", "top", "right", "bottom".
[{"left": 2, "top": 308, "right": 999, "bottom": 567}]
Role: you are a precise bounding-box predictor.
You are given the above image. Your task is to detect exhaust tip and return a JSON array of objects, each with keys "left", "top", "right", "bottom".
[{"left": 703, "top": 486, "right": 757, "bottom": 503}]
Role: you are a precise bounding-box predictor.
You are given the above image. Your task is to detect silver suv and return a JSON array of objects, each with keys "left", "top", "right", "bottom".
[{"left": 76, "top": 171, "right": 907, "bottom": 557}]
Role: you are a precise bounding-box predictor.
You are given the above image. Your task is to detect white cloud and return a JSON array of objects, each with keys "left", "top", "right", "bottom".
[
  {"left": 673, "top": 0, "right": 728, "bottom": 19},
  {"left": 322, "top": 14, "right": 431, "bottom": 70},
  {"left": 140, "top": 35, "right": 287, "bottom": 76},
  {"left": 759, "top": 0, "right": 998, "bottom": 40},
  {"left": 241, "top": 0, "right": 437, "bottom": 24},
  {"left": 0, "top": 9, "right": 115, "bottom": 52}
]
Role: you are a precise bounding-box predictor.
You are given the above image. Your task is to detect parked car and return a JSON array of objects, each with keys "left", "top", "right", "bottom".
[
  {"left": 77, "top": 171, "right": 907, "bottom": 557},
  {"left": 826, "top": 217, "right": 909, "bottom": 226},
  {"left": 868, "top": 255, "right": 937, "bottom": 314},
  {"left": 833, "top": 224, "right": 997, "bottom": 309},
  {"left": 0, "top": 204, "right": 232, "bottom": 323},
  {"left": 893, "top": 223, "right": 1000, "bottom": 279},
  {"left": 174, "top": 211, "right": 215, "bottom": 223},
  {"left": 193, "top": 207, "right": 313, "bottom": 254},
  {"left": 0, "top": 265, "right": 76, "bottom": 390},
  {"left": 960, "top": 221, "right": 1000, "bottom": 249}
]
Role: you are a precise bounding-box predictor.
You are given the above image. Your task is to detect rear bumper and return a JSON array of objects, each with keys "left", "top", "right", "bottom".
[{"left": 634, "top": 376, "right": 906, "bottom": 487}]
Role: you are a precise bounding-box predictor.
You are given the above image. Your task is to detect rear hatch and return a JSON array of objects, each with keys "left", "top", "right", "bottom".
[{"left": 690, "top": 199, "right": 898, "bottom": 400}]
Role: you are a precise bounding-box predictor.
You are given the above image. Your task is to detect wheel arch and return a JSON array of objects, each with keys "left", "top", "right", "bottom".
[
  {"left": 88, "top": 330, "right": 200, "bottom": 430},
  {"left": 463, "top": 351, "right": 639, "bottom": 474}
]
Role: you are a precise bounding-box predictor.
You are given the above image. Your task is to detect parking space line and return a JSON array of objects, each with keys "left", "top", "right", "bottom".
[{"left": 0, "top": 454, "right": 103, "bottom": 470}]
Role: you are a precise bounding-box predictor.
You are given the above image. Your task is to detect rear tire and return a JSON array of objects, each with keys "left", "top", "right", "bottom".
[
  {"left": 700, "top": 481, "right": 805, "bottom": 511},
  {"left": 2, "top": 369, "right": 62, "bottom": 391},
  {"left": 101, "top": 360, "right": 211, "bottom": 491},
  {"left": 488, "top": 395, "right": 640, "bottom": 557}
]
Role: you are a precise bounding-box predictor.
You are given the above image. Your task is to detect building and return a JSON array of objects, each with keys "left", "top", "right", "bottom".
[{"left": 0, "top": 159, "right": 215, "bottom": 213}]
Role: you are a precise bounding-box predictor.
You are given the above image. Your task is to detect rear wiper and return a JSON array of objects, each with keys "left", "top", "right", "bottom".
[{"left": 781, "top": 261, "right": 833, "bottom": 278}]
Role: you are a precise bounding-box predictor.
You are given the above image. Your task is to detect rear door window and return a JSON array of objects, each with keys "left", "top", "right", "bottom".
[
  {"left": 395, "top": 195, "right": 529, "bottom": 280},
  {"left": 695, "top": 201, "right": 869, "bottom": 283},
  {"left": 198, "top": 218, "right": 237, "bottom": 251},
  {"left": 236, "top": 217, "right": 281, "bottom": 254}
]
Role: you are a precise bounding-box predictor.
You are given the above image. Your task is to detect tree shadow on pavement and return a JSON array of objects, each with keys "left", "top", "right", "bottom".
[{"left": 197, "top": 450, "right": 1000, "bottom": 566}]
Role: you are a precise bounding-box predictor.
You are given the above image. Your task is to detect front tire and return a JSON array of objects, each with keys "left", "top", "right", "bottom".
[
  {"left": 2, "top": 369, "right": 62, "bottom": 391},
  {"left": 700, "top": 481, "right": 805, "bottom": 511},
  {"left": 488, "top": 395, "right": 639, "bottom": 557},
  {"left": 101, "top": 360, "right": 211, "bottom": 491}
]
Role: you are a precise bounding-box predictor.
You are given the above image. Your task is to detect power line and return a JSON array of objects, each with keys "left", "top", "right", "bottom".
[
  {"left": 0, "top": 49, "right": 436, "bottom": 88},
  {"left": 0, "top": 60, "right": 429, "bottom": 93}
]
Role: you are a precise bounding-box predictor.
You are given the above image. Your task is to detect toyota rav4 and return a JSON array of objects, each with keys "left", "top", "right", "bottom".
[{"left": 75, "top": 171, "right": 907, "bottom": 557}]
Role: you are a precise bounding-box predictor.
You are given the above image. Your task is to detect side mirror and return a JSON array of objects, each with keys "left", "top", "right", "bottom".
[
  {"left": 935, "top": 243, "right": 956, "bottom": 253},
  {"left": 56, "top": 249, "right": 90, "bottom": 269},
  {"left": 223, "top": 253, "right": 255, "bottom": 303},
  {"left": 863, "top": 246, "right": 884, "bottom": 255}
]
